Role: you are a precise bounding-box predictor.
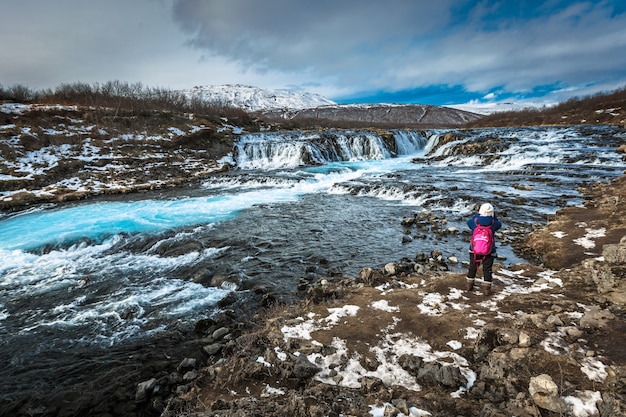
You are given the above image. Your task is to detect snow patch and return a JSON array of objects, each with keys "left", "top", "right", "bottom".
[
  {"left": 573, "top": 227, "right": 606, "bottom": 249},
  {"left": 371, "top": 300, "right": 400, "bottom": 312},
  {"left": 563, "top": 390, "right": 602, "bottom": 417},
  {"left": 580, "top": 357, "right": 608, "bottom": 382}
]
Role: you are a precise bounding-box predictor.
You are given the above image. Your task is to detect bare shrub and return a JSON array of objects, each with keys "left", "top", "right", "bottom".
[
  {"left": 0, "top": 84, "right": 42, "bottom": 102},
  {"left": 466, "top": 85, "right": 626, "bottom": 128}
]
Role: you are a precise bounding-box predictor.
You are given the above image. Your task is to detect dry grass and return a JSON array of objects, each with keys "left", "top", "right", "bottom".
[
  {"left": 1, "top": 81, "right": 254, "bottom": 127},
  {"left": 466, "top": 86, "right": 626, "bottom": 128}
]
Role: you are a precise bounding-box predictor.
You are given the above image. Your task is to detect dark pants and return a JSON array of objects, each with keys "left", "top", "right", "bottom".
[{"left": 467, "top": 252, "right": 494, "bottom": 282}]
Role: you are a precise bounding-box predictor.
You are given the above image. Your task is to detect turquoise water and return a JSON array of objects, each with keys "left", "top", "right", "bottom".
[
  {"left": 0, "top": 196, "right": 237, "bottom": 251},
  {"left": 0, "top": 157, "right": 418, "bottom": 252}
]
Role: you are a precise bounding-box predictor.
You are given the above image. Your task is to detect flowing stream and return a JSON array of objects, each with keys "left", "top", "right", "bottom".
[{"left": 1, "top": 125, "right": 624, "bottom": 415}]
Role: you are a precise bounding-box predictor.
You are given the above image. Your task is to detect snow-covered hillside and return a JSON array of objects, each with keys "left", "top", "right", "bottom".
[
  {"left": 446, "top": 100, "right": 553, "bottom": 115},
  {"left": 181, "top": 84, "right": 336, "bottom": 112}
]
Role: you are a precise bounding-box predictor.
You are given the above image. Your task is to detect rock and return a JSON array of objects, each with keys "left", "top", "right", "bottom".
[
  {"left": 391, "top": 398, "right": 410, "bottom": 415},
  {"left": 135, "top": 378, "right": 157, "bottom": 403},
  {"left": 359, "top": 267, "right": 380, "bottom": 285},
  {"left": 529, "top": 313, "right": 554, "bottom": 330},
  {"left": 565, "top": 327, "right": 584, "bottom": 338},
  {"left": 182, "top": 369, "right": 198, "bottom": 382},
  {"left": 176, "top": 385, "right": 190, "bottom": 395},
  {"left": 528, "top": 374, "right": 565, "bottom": 413},
  {"left": 509, "top": 348, "right": 529, "bottom": 360},
  {"left": 177, "top": 357, "right": 196, "bottom": 372},
  {"left": 518, "top": 332, "right": 533, "bottom": 347},
  {"left": 579, "top": 306, "right": 616, "bottom": 329},
  {"left": 292, "top": 354, "right": 321, "bottom": 379},
  {"left": 203, "top": 343, "right": 223, "bottom": 356},
  {"left": 384, "top": 262, "right": 398, "bottom": 275},
  {"left": 415, "top": 252, "right": 428, "bottom": 263},
  {"left": 447, "top": 256, "right": 459, "bottom": 264},
  {"left": 498, "top": 328, "right": 519, "bottom": 345},
  {"left": 212, "top": 327, "right": 230, "bottom": 341},
  {"left": 416, "top": 362, "right": 466, "bottom": 388},
  {"left": 401, "top": 216, "right": 416, "bottom": 226},
  {"left": 474, "top": 323, "right": 500, "bottom": 360},
  {"left": 546, "top": 314, "right": 564, "bottom": 327},
  {"left": 430, "top": 249, "right": 443, "bottom": 262},
  {"left": 602, "top": 236, "right": 626, "bottom": 263}
]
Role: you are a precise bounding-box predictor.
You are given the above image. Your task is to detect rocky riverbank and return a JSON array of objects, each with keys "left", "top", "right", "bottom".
[
  {"left": 3, "top": 101, "right": 625, "bottom": 416},
  {"left": 124, "top": 176, "right": 626, "bottom": 417},
  {"left": 0, "top": 102, "right": 249, "bottom": 212}
]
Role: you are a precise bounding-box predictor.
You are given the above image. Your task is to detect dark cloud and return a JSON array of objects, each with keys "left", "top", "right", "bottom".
[
  {"left": 172, "top": 0, "right": 454, "bottom": 71},
  {"left": 171, "top": 0, "right": 626, "bottom": 100}
]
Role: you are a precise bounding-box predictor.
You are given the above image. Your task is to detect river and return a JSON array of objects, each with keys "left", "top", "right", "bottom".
[{"left": 1, "top": 125, "right": 624, "bottom": 416}]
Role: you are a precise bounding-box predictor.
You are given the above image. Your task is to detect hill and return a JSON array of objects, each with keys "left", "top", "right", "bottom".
[
  {"left": 256, "top": 103, "right": 482, "bottom": 129},
  {"left": 180, "top": 84, "right": 337, "bottom": 112},
  {"left": 465, "top": 87, "right": 626, "bottom": 128},
  {"left": 181, "top": 85, "right": 483, "bottom": 128}
]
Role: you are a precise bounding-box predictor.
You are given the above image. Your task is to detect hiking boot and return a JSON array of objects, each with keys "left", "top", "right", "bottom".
[
  {"left": 465, "top": 278, "right": 475, "bottom": 291},
  {"left": 482, "top": 283, "right": 493, "bottom": 296}
]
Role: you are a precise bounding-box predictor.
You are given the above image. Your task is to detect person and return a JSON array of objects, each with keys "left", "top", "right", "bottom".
[{"left": 466, "top": 203, "right": 501, "bottom": 295}]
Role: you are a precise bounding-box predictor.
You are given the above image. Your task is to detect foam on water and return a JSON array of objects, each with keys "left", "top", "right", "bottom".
[
  {"left": 232, "top": 129, "right": 428, "bottom": 170},
  {"left": 1, "top": 237, "right": 230, "bottom": 345}
]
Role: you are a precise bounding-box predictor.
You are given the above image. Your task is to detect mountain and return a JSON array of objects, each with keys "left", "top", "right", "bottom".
[
  {"left": 180, "top": 85, "right": 482, "bottom": 127},
  {"left": 181, "top": 84, "right": 336, "bottom": 112},
  {"left": 256, "top": 103, "right": 482, "bottom": 128}
]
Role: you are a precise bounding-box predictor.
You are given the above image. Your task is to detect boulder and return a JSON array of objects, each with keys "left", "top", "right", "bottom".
[
  {"left": 384, "top": 262, "right": 398, "bottom": 275},
  {"left": 135, "top": 378, "right": 157, "bottom": 403},
  {"left": 212, "top": 327, "right": 230, "bottom": 341},
  {"left": 602, "top": 236, "right": 626, "bottom": 263},
  {"left": 518, "top": 331, "right": 533, "bottom": 347},
  {"left": 474, "top": 323, "right": 500, "bottom": 360},
  {"left": 579, "top": 306, "right": 616, "bottom": 329},
  {"left": 292, "top": 354, "right": 321, "bottom": 379},
  {"left": 359, "top": 267, "right": 376, "bottom": 285},
  {"left": 528, "top": 374, "right": 565, "bottom": 413},
  {"left": 177, "top": 357, "right": 196, "bottom": 372},
  {"left": 416, "top": 362, "right": 466, "bottom": 388},
  {"left": 203, "top": 343, "right": 223, "bottom": 356}
]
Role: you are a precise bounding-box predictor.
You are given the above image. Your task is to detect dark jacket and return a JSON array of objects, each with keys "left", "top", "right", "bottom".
[{"left": 467, "top": 214, "right": 502, "bottom": 254}]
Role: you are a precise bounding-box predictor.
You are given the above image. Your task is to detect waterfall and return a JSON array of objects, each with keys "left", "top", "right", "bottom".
[{"left": 232, "top": 130, "right": 429, "bottom": 169}]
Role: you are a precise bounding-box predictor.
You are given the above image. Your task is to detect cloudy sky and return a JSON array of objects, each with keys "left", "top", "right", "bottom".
[{"left": 2, "top": 0, "right": 626, "bottom": 106}]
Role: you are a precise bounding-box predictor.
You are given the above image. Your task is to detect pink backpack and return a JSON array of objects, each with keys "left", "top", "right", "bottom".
[{"left": 471, "top": 218, "right": 494, "bottom": 263}]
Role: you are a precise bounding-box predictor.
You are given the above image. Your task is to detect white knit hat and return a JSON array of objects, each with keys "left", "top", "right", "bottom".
[{"left": 479, "top": 203, "right": 494, "bottom": 217}]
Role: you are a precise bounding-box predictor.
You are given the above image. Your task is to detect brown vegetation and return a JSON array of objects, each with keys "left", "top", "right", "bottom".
[
  {"left": 1, "top": 81, "right": 254, "bottom": 127},
  {"left": 0, "top": 82, "right": 264, "bottom": 211},
  {"left": 466, "top": 86, "right": 626, "bottom": 128}
]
